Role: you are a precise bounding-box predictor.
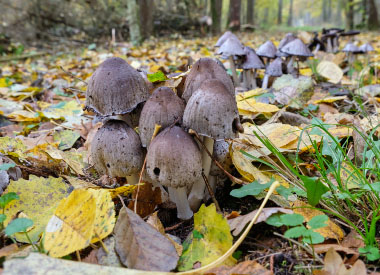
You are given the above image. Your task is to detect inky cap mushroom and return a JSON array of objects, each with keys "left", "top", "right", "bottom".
[
  {"left": 256, "top": 40, "right": 277, "bottom": 60},
  {"left": 146, "top": 126, "right": 202, "bottom": 220},
  {"left": 215, "top": 31, "right": 239, "bottom": 48},
  {"left": 139, "top": 87, "right": 185, "bottom": 147}
]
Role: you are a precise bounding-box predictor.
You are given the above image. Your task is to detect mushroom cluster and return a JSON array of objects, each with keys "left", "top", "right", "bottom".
[{"left": 86, "top": 56, "right": 243, "bottom": 220}]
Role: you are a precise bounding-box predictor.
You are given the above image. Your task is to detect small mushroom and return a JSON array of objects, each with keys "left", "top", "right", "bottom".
[
  {"left": 342, "top": 43, "right": 360, "bottom": 72},
  {"left": 262, "top": 57, "right": 283, "bottom": 89},
  {"left": 139, "top": 87, "right": 185, "bottom": 148},
  {"left": 183, "top": 79, "right": 242, "bottom": 211},
  {"left": 217, "top": 37, "right": 246, "bottom": 86},
  {"left": 256, "top": 40, "right": 277, "bottom": 65},
  {"left": 91, "top": 120, "right": 144, "bottom": 185},
  {"left": 280, "top": 38, "right": 313, "bottom": 76},
  {"left": 86, "top": 57, "right": 149, "bottom": 126},
  {"left": 146, "top": 126, "right": 202, "bottom": 220},
  {"left": 182, "top": 57, "right": 234, "bottom": 102},
  {"left": 239, "top": 47, "right": 265, "bottom": 89},
  {"left": 359, "top": 43, "right": 375, "bottom": 65},
  {"left": 215, "top": 31, "right": 239, "bottom": 48}
]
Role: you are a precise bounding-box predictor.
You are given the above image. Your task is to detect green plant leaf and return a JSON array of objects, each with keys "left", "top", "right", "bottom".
[
  {"left": 0, "top": 214, "right": 6, "bottom": 223},
  {"left": 302, "top": 230, "right": 324, "bottom": 244},
  {"left": 359, "top": 245, "right": 380, "bottom": 261},
  {"left": 0, "top": 192, "right": 19, "bottom": 209},
  {"left": 266, "top": 214, "right": 283, "bottom": 227},
  {"left": 147, "top": 71, "right": 167, "bottom": 83},
  {"left": 307, "top": 214, "right": 328, "bottom": 230},
  {"left": 276, "top": 185, "right": 292, "bottom": 199},
  {"left": 280, "top": 214, "right": 304, "bottom": 226},
  {"left": 0, "top": 163, "right": 15, "bottom": 171},
  {"left": 5, "top": 218, "right": 33, "bottom": 236},
  {"left": 284, "top": 225, "right": 307, "bottom": 238},
  {"left": 301, "top": 176, "right": 329, "bottom": 206},
  {"left": 230, "top": 180, "right": 273, "bottom": 198}
]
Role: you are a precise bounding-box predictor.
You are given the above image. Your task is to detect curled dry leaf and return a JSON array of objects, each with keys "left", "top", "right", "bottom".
[
  {"left": 114, "top": 206, "right": 179, "bottom": 272},
  {"left": 205, "top": 260, "right": 272, "bottom": 275},
  {"left": 228, "top": 207, "right": 293, "bottom": 236}
]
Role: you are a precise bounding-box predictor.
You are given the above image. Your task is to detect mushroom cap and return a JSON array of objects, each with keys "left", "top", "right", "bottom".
[
  {"left": 342, "top": 43, "right": 360, "bottom": 53},
  {"left": 359, "top": 43, "right": 375, "bottom": 53},
  {"left": 265, "top": 57, "right": 283, "bottom": 77},
  {"left": 340, "top": 30, "right": 360, "bottom": 37},
  {"left": 280, "top": 38, "right": 313, "bottom": 57},
  {"left": 182, "top": 57, "right": 234, "bottom": 102},
  {"left": 217, "top": 37, "right": 246, "bottom": 58},
  {"left": 215, "top": 31, "right": 239, "bottom": 47},
  {"left": 278, "top": 33, "right": 297, "bottom": 50},
  {"left": 146, "top": 126, "right": 202, "bottom": 188},
  {"left": 240, "top": 47, "right": 265, "bottom": 70},
  {"left": 86, "top": 57, "right": 149, "bottom": 117},
  {"left": 139, "top": 87, "right": 185, "bottom": 147},
  {"left": 183, "top": 79, "right": 240, "bottom": 140},
  {"left": 91, "top": 120, "right": 144, "bottom": 178},
  {"left": 256, "top": 40, "right": 277, "bottom": 59},
  {"left": 210, "top": 140, "right": 233, "bottom": 177}
]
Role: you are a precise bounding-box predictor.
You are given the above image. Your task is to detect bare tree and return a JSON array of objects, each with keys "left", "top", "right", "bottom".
[
  {"left": 211, "top": 0, "right": 222, "bottom": 34},
  {"left": 246, "top": 0, "right": 255, "bottom": 25},
  {"left": 127, "top": 0, "right": 142, "bottom": 45},
  {"left": 277, "top": 0, "right": 283, "bottom": 25},
  {"left": 287, "top": 0, "right": 293, "bottom": 26},
  {"left": 345, "top": 0, "right": 354, "bottom": 29},
  {"left": 228, "top": 0, "right": 241, "bottom": 31},
  {"left": 140, "top": 0, "right": 154, "bottom": 39},
  {"left": 368, "top": 0, "right": 379, "bottom": 29}
]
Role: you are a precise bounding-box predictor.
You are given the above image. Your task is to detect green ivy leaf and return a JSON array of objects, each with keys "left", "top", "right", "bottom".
[
  {"left": 307, "top": 214, "right": 328, "bottom": 230},
  {"left": 301, "top": 176, "right": 329, "bottom": 206},
  {"left": 284, "top": 225, "right": 308, "bottom": 238},
  {"left": 0, "top": 192, "right": 19, "bottom": 209},
  {"left": 5, "top": 218, "right": 33, "bottom": 236},
  {"left": 276, "top": 185, "right": 292, "bottom": 199},
  {"left": 230, "top": 180, "right": 273, "bottom": 198},
  {"left": 147, "top": 71, "right": 167, "bottom": 83},
  {"left": 280, "top": 214, "right": 304, "bottom": 227},
  {"left": 302, "top": 230, "right": 324, "bottom": 244},
  {"left": 266, "top": 214, "right": 283, "bottom": 227},
  {"left": 359, "top": 246, "right": 380, "bottom": 261}
]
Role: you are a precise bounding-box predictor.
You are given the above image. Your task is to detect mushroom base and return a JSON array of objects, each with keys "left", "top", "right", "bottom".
[{"left": 168, "top": 187, "right": 193, "bottom": 220}]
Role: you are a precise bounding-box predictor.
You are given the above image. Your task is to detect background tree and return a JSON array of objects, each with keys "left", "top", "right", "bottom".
[
  {"left": 228, "top": 0, "right": 241, "bottom": 31},
  {"left": 277, "top": 0, "right": 283, "bottom": 25},
  {"left": 211, "top": 0, "right": 222, "bottom": 34},
  {"left": 368, "top": 0, "right": 379, "bottom": 29},
  {"left": 247, "top": 0, "right": 256, "bottom": 26},
  {"left": 288, "top": 0, "right": 293, "bottom": 26}
]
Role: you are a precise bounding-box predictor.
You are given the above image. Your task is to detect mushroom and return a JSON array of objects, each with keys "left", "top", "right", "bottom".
[
  {"left": 217, "top": 37, "right": 246, "bottom": 86},
  {"left": 359, "top": 43, "right": 375, "bottom": 65},
  {"left": 146, "top": 126, "right": 202, "bottom": 220},
  {"left": 280, "top": 38, "right": 313, "bottom": 76},
  {"left": 342, "top": 43, "right": 360, "bottom": 73},
  {"left": 91, "top": 120, "right": 144, "bottom": 185},
  {"left": 256, "top": 40, "right": 277, "bottom": 65},
  {"left": 262, "top": 57, "right": 283, "bottom": 89},
  {"left": 139, "top": 87, "right": 185, "bottom": 148},
  {"left": 215, "top": 31, "right": 239, "bottom": 48},
  {"left": 85, "top": 57, "right": 149, "bottom": 127},
  {"left": 308, "top": 32, "right": 326, "bottom": 54},
  {"left": 239, "top": 47, "right": 265, "bottom": 89},
  {"left": 182, "top": 57, "right": 234, "bottom": 102},
  {"left": 183, "top": 79, "right": 242, "bottom": 211}
]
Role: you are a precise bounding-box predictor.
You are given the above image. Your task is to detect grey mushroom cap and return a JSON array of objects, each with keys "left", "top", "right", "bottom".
[
  {"left": 256, "top": 40, "right": 277, "bottom": 59},
  {"left": 240, "top": 47, "right": 265, "bottom": 70},
  {"left": 359, "top": 43, "right": 375, "bottom": 53},
  {"left": 266, "top": 58, "right": 283, "bottom": 77},
  {"left": 86, "top": 57, "right": 149, "bottom": 117},
  {"left": 146, "top": 126, "right": 202, "bottom": 188},
  {"left": 91, "top": 120, "right": 144, "bottom": 178},
  {"left": 278, "top": 33, "right": 297, "bottom": 49},
  {"left": 183, "top": 79, "right": 241, "bottom": 140},
  {"left": 280, "top": 38, "right": 313, "bottom": 57},
  {"left": 182, "top": 58, "right": 234, "bottom": 102},
  {"left": 215, "top": 31, "right": 239, "bottom": 47},
  {"left": 209, "top": 140, "right": 233, "bottom": 177},
  {"left": 139, "top": 87, "right": 185, "bottom": 147},
  {"left": 342, "top": 43, "right": 360, "bottom": 53},
  {"left": 217, "top": 37, "right": 246, "bottom": 58}
]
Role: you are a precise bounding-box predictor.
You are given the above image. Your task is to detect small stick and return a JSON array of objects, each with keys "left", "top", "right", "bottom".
[
  {"left": 202, "top": 172, "right": 221, "bottom": 213},
  {"left": 96, "top": 233, "right": 109, "bottom": 254},
  {"left": 76, "top": 250, "right": 81, "bottom": 262},
  {"left": 189, "top": 129, "right": 249, "bottom": 185},
  {"left": 164, "top": 221, "right": 185, "bottom": 232},
  {"left": 59, "top": 66, "right": 88, "bottom": 85}
]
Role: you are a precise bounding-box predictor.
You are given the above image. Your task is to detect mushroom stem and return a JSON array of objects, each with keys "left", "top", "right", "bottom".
[
  {"left": 243, "top": 70, "right": 249, "bottom": 89},
  {"left": 126, "top": 174, "right": 139, "bottom": 185},
  {"left": 313, "top": 43, "right": 320, "bottom": 54},
  {"left": 262, "top": 74, "right": 270, "bottom": 89},
  {"left": 168, "top": 187, "right": 193, "bottom": 220},
  {"left": 327, "top": 38, "right": 333, "bottom": 53},
  {"left": 287, "top": 56, "right": 295, "bottom": 75},
  {"left": 251, "top": 70, "right": 257, "bottom": 88},
  {"left": 228, "top": 56, "right": 239, "bottom": 86},
  {"left": 188, "top": 136, "right": 214, "bottom": 211}
]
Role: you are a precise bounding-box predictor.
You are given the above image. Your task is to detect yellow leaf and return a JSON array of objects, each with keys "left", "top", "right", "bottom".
[
  {"left": 300, "top": 68, "right": 313, "bottom": 76},
  {"left": 41, "top": 100, "right": 83, "bottom": 120},
  {"left": 4, "top": 176, "right": 71, "bottom": 243},
  {"left": 44, "top": 189, "right": 96, "bottom": 257},
  {"left": 317, "top": 61, "right": 343, "bottom": 84},
  {"left": 236, "top": 88, "right": 266, "bottom": 101},
  {"left": 0, "top": 137, "right": 30, "bottom": 160},
  {"left": 7, "top": 110, "right": 41, "bottom": 122},
  {"left": 292, "top": 201, "right": 344, "bottom": 241},
  {"left": 108, "top": 185, "right": 138, "bottom": 198},
  {"left": 313, "top": 96, "right": 347, "bottom": 104}
]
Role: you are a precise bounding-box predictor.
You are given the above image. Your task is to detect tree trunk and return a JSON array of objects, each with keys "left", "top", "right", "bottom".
[
  {"left": 368, "top": 0, "right": 379, "bottom": 29},
  {"left": 228, "top": 0, "right": 241, "bottom": 31},
  {"left": 247, "top": 0, "right": 255, "bottom": 25},
  {"left": 346, "top": 0, "right": 354, "bottom": 29},
  {"left": 139, "top": 0, "right": 154, "bottom": 40},
  {"left": 322, "top": 0, "right": 328, "bottom": 21},
  {"left": 336, "top": 0, "right": 344, "bottom": 25},
  {"left": 277, "top": 0, "right": 283, "bottom": 25},
  {"left": 211, "top": 0, "right": 222, "bottom": 34},
  {"left": 287, "top": 0, "right": 293, "bottom": 26},
  {"left": 327, "top": 0, "right": 332, "bottom": 20},
  {"left": 362, "top": 0, "right": 367, "bottom": 26},
  {"left": 263, "top": 7, "right": 269, "bottom": 25},
  {"left": 127, "top": 0, "right": 142, "bottom": 45}
]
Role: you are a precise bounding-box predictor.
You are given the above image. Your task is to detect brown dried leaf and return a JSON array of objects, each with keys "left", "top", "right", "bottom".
[
  {"left": 205, "top": 260, "right": 272, "bottom": 275},
  {"left": 0, "top": 244, "right": 18, "bottom": 258},
  {"left": 128, "top": 182, "right": 163, "bottom": 218},
  {"left": 114, "top": 206, "right": 179, "bottom": 271}
]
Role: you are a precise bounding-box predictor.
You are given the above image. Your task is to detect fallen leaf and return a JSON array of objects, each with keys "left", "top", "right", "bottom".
[
  {"left": 128, "top": 182, "right": 162, "bottom": 218},
  {"left": 205, "top": 260, "right": 272, "bottom": 275},
  {"left": 317, "top": 61, "right": 343, "bottom": 84},
  {"left": 0, "top": 244, "right": 19, "bottom": 258},
  {"left": 114, "top": 206, "right": 178, "bottom": 271}
]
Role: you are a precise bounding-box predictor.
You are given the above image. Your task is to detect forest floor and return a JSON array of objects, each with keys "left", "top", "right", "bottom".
[{"left": 0, "top": 31, "right": 379, "bottom": 274}]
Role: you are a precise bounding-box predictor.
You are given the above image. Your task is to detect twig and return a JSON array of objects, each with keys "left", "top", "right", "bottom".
[
  {"left": 59, "top": 66, "right": 88, "bottom": 85},
  {"left": 164, "top": 221, "right": 185, "bottom": 232},
  {"left": 189, "top": 130, "right": 249, "bottom": 185},
  {"left": 273, "top": 232, "right": 324, "bottom": 264},
  {"left": 202, "top": 172, "right": 221, "bottom": 213}
]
